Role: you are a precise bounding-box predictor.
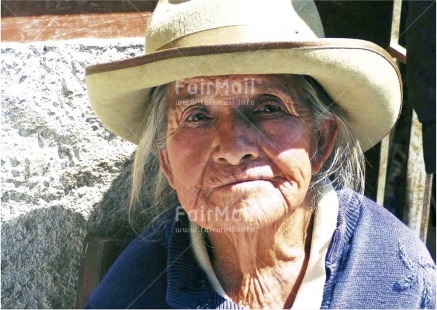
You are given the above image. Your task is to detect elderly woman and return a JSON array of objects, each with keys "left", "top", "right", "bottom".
[{"left": 84, "top": 0, "right": 435, "bottom": 309}]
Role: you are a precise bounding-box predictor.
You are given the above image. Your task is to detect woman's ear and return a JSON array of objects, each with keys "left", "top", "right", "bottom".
[
  {"left": 159, "top": 149, "right": 175, "bottom": 188},
  {"left": 312, "top": 118, "right": 338, "bottom": 174}
]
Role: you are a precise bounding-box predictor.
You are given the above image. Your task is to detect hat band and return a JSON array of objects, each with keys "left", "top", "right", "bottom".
[{"left": 152, "top": 25, "right": 319, "bottom": 53}]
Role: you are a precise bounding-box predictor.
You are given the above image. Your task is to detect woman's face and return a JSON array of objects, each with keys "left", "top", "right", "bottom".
[{"left": 160, "top": 75, "right": 336, "bottom": 231}]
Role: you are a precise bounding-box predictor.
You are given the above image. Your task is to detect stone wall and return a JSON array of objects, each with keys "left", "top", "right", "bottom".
[{"left": 1, "top": 39, "right": 146, "bottom": 308}]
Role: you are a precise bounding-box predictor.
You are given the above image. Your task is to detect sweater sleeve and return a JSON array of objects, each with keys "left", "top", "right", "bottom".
[{"left": 327, "top": 192, "right": 436, "bottom": 309}]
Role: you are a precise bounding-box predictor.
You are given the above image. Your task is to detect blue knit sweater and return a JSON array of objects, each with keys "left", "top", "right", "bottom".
[{"left": 85, "top": 191, "right": 436, "bottom": 309}]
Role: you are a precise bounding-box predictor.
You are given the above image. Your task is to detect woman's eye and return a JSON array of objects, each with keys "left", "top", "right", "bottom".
[
  {"left": 186, "top": 112, "right": 210, "bottom": 122},
  {"left": 256, "top": 103, "right": 283, "bottom": 114}
]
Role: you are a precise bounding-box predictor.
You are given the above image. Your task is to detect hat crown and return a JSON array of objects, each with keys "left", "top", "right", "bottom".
[{"left": 145, "top": 0, "right": 325, "bottom": 53}]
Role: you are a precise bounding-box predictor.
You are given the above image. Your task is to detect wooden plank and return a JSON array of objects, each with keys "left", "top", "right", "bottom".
[
  {"left": 1, "top": 0, "right": 157, "bottom": 17},
  {"left": 376, "top": 134, "right": 390, "bottom": 206},
  {"left": 1, "top": 0, "right": 156, "bottom": 42},
  {"left": 388, "top": 43, "right": 407, "bottom": 64},
  {"left": 390, "top": 0, "right": 402, "bottom": 46},
  {"left": 75, "top": 237, "right": 124, "bottom": 309},
  {"left": 2, "top": 12, "right": 152, "bottom": 42},
  {"left": 388, "top": 0, "right": 406, "bottom": 64},
  {"left": 404, "top": 111, "right": 432, "bottom": 242}
]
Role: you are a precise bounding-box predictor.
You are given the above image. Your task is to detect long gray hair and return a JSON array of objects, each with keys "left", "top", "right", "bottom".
[{"left": 129, "top": 75, "right": 365, "bottom": 226}]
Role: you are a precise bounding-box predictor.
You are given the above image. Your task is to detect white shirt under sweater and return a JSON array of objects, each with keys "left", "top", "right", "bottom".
[{"left": 190, "top": 181, "right": 339, "bottom": 309}]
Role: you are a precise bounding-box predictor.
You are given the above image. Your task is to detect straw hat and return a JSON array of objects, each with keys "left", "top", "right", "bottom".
[{"left": 85, "top": 0, "right": 401, "bottom": 151}]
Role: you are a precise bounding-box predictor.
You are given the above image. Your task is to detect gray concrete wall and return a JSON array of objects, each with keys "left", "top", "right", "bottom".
[{"left": 1, "top": 39, "right": 146, "bottom": 308}]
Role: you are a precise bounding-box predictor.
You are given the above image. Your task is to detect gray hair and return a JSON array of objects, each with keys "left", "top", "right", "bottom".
[{"left": 129, "top": 75, "right": 364, "bottom": 225}]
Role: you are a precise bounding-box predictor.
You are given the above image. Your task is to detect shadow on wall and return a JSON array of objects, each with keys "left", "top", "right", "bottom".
[
  {"left": 84, "top": 153, "right": 158, "bottom": 243},
  {"left": 1, "top": 206, "right": 86, "bottom": 309}
]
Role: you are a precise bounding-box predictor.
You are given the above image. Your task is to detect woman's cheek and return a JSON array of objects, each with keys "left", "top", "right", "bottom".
[
  {"left": 285, "top": 150, "right": 312, "bottom": 183},
  {"left": 168, "top": 130, "right": 210, "bottom": 178},
  {"left": 167, "top": 130, "right": 213, "bottom": 213},
  {"left": 266, "top": 148, "right": 313, "bottom": 199}
]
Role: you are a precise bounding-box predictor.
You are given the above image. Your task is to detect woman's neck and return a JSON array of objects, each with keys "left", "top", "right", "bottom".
[{"left": 207, "top": 206, "right": 314, "bottom": 309}]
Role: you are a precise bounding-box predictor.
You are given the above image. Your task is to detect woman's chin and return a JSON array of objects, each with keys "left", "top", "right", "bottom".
[{"left": 196, "top": 195, "right": 292, "bottom": 233}]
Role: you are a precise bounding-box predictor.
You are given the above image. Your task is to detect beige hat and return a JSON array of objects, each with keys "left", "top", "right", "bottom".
[{"left": 85, "top": 0, "right": 402, "bottom": 151}]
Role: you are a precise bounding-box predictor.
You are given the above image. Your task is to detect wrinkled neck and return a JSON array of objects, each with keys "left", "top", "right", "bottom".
[{"left": 207, "top": 205, "right": 313, "bottom": 308}]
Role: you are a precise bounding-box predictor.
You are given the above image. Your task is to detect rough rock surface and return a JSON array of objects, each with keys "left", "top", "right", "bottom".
[{"left": 1, "top": 39, "right": 148, "bottom": 309}]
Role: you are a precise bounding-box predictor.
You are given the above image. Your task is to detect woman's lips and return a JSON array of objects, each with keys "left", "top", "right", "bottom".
[
  {"left": 214, "top": 176, "right": 284, "bottom": 189},
  {"left": 205, "top": 164, "right": 286, "bottom": 189}
]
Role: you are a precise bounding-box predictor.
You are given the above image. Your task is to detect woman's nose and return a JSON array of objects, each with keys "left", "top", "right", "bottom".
[{"left": 212, "top": 118, "right": 260, "bottom": 165}]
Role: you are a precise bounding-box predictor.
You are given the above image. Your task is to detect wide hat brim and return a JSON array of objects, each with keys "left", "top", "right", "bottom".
[{"left": 85, "top": 38, "right": 402, "bottom": 151}]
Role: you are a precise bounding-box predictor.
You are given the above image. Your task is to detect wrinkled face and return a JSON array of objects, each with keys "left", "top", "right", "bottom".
[{"left": 160, "top": 75, "right": 336, "bottom": 231}]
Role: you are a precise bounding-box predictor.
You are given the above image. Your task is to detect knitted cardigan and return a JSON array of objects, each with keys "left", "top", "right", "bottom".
[{"left": 85, "top": 190, "right": 436, "bottom": 309}]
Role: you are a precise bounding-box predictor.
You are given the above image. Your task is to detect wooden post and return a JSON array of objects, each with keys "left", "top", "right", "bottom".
[
  {"left": 75, "top": 237, "right": 124, "bottom": 309},
  {"left": 403, "top": 112, "right": 433, "bottom": 242}
]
